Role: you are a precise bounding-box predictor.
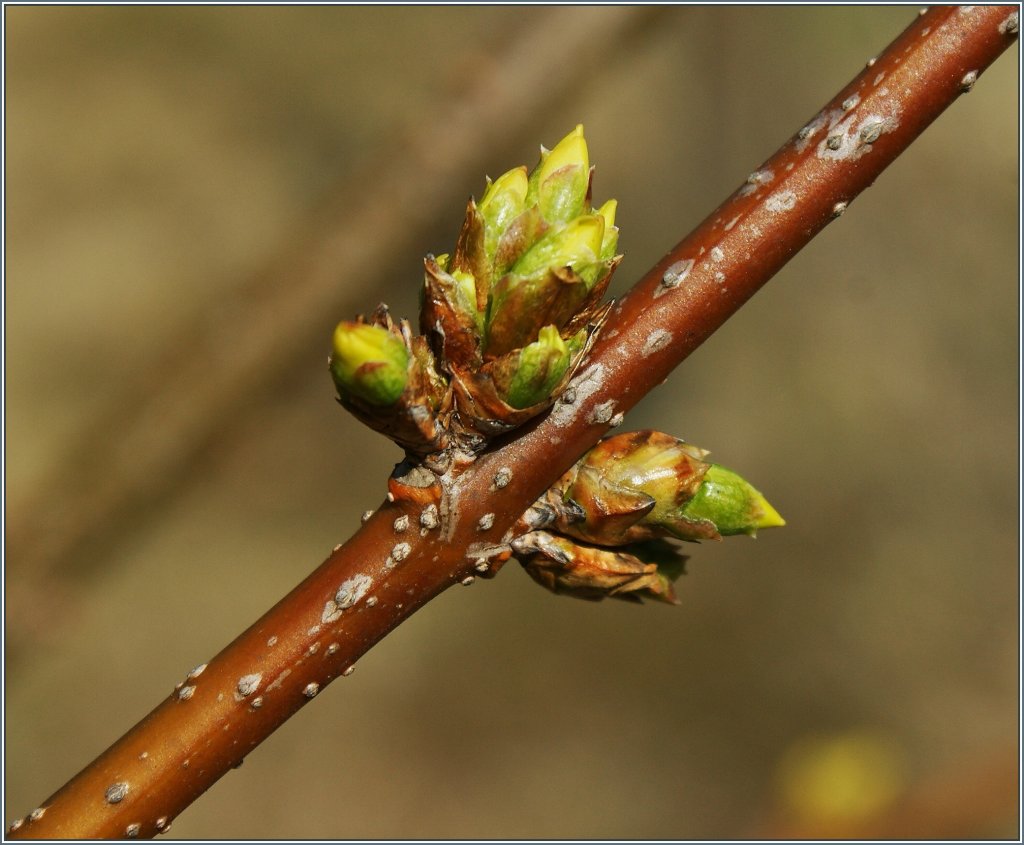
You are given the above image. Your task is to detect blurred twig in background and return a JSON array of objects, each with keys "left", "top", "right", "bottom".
[{"left": 4, "top": 6, "right": 664, "bottom": 659}]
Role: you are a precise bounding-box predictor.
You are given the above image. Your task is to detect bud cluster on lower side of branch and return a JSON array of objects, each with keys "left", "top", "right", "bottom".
[{"left": 511, "top": 430, "right": 784, "bottom": 603}]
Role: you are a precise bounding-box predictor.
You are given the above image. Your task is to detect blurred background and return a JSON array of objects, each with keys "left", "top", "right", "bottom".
[{"left": 4, "top": 6, "right": 1018, "bottom": 839}]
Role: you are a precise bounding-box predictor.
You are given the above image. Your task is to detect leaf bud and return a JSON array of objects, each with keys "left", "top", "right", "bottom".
[
  {"left": 478, "top": 166, "right": 529, "bottom": 263},
  {"left": 500, "top": 325, "right": 572, "bottom": 410},
  {"left": 330, "top": 322, "right": 409, "bottom": 406},
  {"left": 680, "top": 463, "right": 786, "bottom": 537},
  {"left": 526, "top": 124, "right": 590, "bottom": 224}
]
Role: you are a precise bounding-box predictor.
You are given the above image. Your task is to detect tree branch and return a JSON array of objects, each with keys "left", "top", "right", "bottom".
[{"left": 10, "top": 6, "right": 1018, "bottom": 839}]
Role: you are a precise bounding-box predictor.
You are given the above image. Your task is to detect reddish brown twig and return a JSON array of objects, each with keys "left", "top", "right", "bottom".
[{"left": 10, "top": 6, "right": 1017, "bottom": 839}]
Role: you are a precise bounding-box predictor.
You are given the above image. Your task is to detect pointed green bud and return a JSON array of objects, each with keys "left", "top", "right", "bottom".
[
  {"left": 543, "top": 128, "right": 590, "bottom": 223},
  {"left": 526, "top": 125, "right": 590, "bottom": 224},
  {"left": 681, "top": 464, "right": 785, "bottom": 537},
  {"left": 596, "top": 199, "right": 619, "bottom": 260},
  {"left": 503, "top": 325, "right": 572, "bottom": 409},
  {"left": 544, "top": 431, "right": 784, "bottom": 545},
  {"left": 479, "top": 166, "right": 528, "bottom": 263},
  {"left": 330, "top": 322, "right": 409, "bottom": 406},
  {"left": 511, "top": 214, "right": 604, "bottom": 278}
]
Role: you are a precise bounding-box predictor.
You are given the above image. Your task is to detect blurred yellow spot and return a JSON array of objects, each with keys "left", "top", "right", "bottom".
[{"left": 776, "top": 729, "right": 907, "bottom": 826}]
